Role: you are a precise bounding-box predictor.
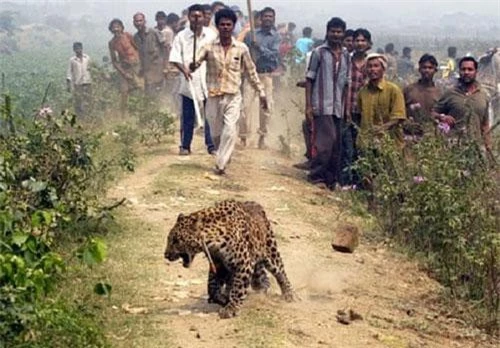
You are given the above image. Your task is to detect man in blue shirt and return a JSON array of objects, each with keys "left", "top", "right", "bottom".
[
  {"left": 244, "top": 7, "right": 280, "bottom": 149},
  {"left": 295, "top": 27, "right": 314, "bottom": 64}
]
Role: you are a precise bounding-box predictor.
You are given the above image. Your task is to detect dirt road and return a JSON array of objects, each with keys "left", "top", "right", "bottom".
[{"left": 102, "top": 138, "right": 494, "bottom": 348}]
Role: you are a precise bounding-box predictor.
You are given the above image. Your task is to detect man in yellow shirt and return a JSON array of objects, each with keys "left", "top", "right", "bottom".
[
  {"left": 440, "top": 46, "right": 457, "bottom": 79},
  {"left": 190, "top": 8, "right": 267, "bottom": 175},
  {"left": 357, "top": 53, "right": 407, "bottom": 149}
]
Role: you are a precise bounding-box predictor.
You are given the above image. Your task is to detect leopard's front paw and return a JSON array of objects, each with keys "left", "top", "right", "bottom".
[
  {"left": 218, "top": 304, "right": 239, "bottom": 319},
  {"left": 208, "top": 293, "right": 228, "bottom": 306},
  {"left": 251, "top": 277, "right": 270, "bottom": 293},
  {"left": 282, "top": 290, "right": 300, "bottom": 302}
]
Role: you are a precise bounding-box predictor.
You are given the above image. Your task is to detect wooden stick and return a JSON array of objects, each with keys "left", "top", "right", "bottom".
[
  {"left": 246, "top": 0, "right": 255, "bottom": 42},
  {"left": 190, "top": 17, "right": 203, "bottom": 129},
  {"left": 192, "top": 18, "right": 198, "bottom": 64}
]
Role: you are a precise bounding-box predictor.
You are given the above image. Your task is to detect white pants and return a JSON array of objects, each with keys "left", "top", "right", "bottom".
[
  {"left": 206, "top": 93, "right": 242, "bottom": 170},
  {"left": 239, "top": 73, "right": 273, "bottom": 140}
]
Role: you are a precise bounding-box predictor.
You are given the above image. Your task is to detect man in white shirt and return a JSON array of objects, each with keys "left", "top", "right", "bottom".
[
  {"left": 169, "top": 4, "right": 217, "bottom": 155},
  {"left": 66, "top": 42, "right": 92, "bottom": 117}
]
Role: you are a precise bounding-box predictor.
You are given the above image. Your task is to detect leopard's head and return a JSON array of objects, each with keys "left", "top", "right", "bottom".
[{"left": 164, "top": 213, "right": 203, "bottom": 268}]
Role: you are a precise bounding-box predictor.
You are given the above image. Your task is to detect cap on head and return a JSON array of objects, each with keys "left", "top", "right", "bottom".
[{"left": 366, "top": 53, "right": 388, "bottom": 70}]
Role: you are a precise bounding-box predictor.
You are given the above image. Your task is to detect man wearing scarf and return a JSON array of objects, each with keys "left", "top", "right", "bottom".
[{"left": 357, "top": 53, "right": 407, "bottom": 149}]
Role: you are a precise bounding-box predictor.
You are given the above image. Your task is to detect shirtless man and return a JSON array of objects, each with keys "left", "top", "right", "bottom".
[{"left": 108, "top": 18, "right": 143, "bottom": 115}]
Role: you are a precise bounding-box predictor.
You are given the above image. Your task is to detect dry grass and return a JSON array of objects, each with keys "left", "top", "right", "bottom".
[{"left": 62, "top": 113, "right": 500, "bottom": 348}]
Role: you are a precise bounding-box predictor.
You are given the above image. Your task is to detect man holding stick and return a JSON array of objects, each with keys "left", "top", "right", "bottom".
[
  {"left": 170, "top": 4, "right": 217, "bottom": 156},
  {"left": 190, "top": 8, "right": 267, "bottom": 175},
  {"left": 244, "top": 6, "right": 280, "bottom": 149}
]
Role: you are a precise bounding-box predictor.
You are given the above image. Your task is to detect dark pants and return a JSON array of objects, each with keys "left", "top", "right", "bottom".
[
  {"left": 308, "top": 115, "right": 342, "bottom": 188},
  {"left": 340, "top": 113, "right": 361, "bottom": 185},
  {"left": 180, "top": 95, "right": 215, "bottom": 153},
  {"left": 73, "top": 84, "right": 92, "bottom": 117},
  {"left": 302, "top": 119, "right": 315, "bottom": 160}
]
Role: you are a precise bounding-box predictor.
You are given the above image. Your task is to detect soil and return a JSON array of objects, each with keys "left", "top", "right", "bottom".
[{"left": 101, "top": 134, "right": 496, "bottom": 348}]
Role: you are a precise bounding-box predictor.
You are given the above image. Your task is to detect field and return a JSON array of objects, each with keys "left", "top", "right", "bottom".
[{"left": 1, "top": 20, "right": 499, "bottom": 347}]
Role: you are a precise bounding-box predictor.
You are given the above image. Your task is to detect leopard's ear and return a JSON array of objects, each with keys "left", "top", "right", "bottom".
[{"left": 177, "top": 213, "right": 184, "bottom": 221}]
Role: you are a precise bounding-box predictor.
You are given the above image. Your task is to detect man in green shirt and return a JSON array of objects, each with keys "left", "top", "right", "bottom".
[
  {"left": 357, "top": 53, "right": 407, "bottom": 149},
  {"left": 432, "top": 56, "right": 492, "bottom": 151}
]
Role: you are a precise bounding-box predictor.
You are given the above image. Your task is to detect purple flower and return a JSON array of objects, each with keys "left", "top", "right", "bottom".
[
  {"left": 37, "top": 107, "right": 53, "bottom": 118},
  {"left": 437, "top": 122, "right": 450, "bottom": 134},
  {"left": 413, "top": 176, "right": 426, "bottom": 184},
  {"left": 409, "top": 103, "right": 421, "bottom": 111}
]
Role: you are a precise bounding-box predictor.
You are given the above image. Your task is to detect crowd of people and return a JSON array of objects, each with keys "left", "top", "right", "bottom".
[{"left": 64, "top": 2, "right": 497, "bottom": 189}]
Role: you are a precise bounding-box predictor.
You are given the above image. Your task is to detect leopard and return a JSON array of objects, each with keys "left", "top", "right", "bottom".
[{"left": 164, "top": 200, "right": 295, "bottom": 318}]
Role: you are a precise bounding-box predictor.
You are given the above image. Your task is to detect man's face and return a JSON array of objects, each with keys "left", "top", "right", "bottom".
[
  {"left": 156, "top": 18, "right": 167, "bottom": 29},
  {"left": 133, "top": 15, "right": 146, "bottom": 31},
  {"left": 171, "top": 20, "right": 180, "bottom": 32},
  {"left": 459, "top": 61, "right": 477, "bottom": 84},
  {"left": 367, "top": 58, "right": 385, "bottom": 81},
  {"left": 203, "top": 10, "right": 212, "bottom": 26},
  {"left": 419, "top": 61, "right": 437, "bottom": 81},
  {"left": 254, "top": 17, "right": 262, "bottom": 28},
  {"left": 217, "top": 17, "right": 234, "bottom": 38},
  {"left": 326, "top": 27, "right": 344, "bottom": 46},
  {"left": 189, "top": 10, "right": 204, "bottom": 31},
  {"left": 111, "top": 22, "right": 124, "bottom": 36},
  {"left": 260, "top": 11, "right": 275, "bottom": 28},
  {"left": 74, "top": 47, "right": 83, "bottom": 56},
  {"left": 353, "top": 34, "right": 370, "bottom": 53},
  {"left": 343, "top": 36, "right": 353, "bottom": 52}
]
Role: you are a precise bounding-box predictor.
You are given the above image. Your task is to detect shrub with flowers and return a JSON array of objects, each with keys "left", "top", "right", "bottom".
[
  {"left": 354, "top": 130, "right": 499, "bottom": 333},
  {"left": 0, "top": 95, "right": 124, "bottom": 346}
]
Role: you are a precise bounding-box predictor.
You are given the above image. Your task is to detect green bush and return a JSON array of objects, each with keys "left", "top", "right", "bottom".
[
  {"left": 0, "top": 95, "right": 119, "bottom": 345},
  {"left": 355, "top": 133, "right": 499, "bottom": 333},
  {"left": 127, "top": 96, "right": 175, "bottom": 145}
]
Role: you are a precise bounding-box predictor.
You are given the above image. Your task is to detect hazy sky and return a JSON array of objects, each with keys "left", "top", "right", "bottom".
[
  {"left": 3, "top": 0, "right": 499, "bottom": 17},
  {"left": 2, "top": 0, "right": 500, "bottom": 32}
]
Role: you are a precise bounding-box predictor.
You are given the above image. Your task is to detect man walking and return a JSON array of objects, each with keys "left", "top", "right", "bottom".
[
  {"left": 66, "top": 42, "right": 92, "bottom": 117},
  {"left": 133, "top": 12, "right": 166, "bottom": 100},
  {"left": 244, "top": 7, "right": 280, "bottom": 149},
  {"left": 190, "top": 8, "right": 267, "bottom": 175},
  {"left": 108, "top": 18, "right": 143, "bottom": 116},
  {"left": 170, "top": 4, "right": 217, "bottom": 156},
  {"left": 305, "top": 17, "right": 350, "bottom": 189}
]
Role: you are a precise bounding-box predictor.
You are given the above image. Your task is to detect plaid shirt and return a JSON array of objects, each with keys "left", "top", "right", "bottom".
[
  {"left": 347, "top": 56, "right": 368, "bottom": 115},
  {"left": 196, "top": 38, "right": 264, "bottom": 97}
]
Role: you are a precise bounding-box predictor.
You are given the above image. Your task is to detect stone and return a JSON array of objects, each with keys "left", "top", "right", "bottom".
[{"left": 332, "top": 223, "right": 360, "bottom": 253}]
